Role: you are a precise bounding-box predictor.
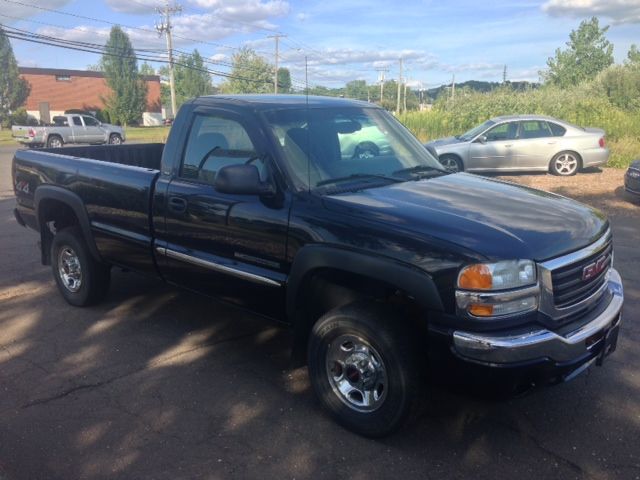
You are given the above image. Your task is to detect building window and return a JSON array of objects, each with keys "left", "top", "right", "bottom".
[{"left": 55, "top": 75, "right": 71, "bottom": 81}]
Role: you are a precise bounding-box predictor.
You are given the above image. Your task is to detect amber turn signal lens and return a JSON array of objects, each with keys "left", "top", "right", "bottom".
[
  {"left": 458, "top": 264, "right": 492, "bottom": 290},
  {"left": 468, "top": 304, "right": 494, "bottom": 316}
]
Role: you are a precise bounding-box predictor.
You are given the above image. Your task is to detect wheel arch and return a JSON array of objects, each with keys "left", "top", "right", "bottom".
[
  {"left": 34, "top": 186, "right": 101, "bottom": 265},
  {"left": 287, "top": 245, "right": 443, "bottom": 362}
]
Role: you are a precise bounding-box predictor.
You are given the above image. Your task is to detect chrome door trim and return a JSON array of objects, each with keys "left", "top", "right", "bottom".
[{"left": 156, "top": 247, "right": 282, "bottom": 287}]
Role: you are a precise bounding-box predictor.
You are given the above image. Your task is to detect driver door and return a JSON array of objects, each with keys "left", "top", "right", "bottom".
[
  {"left": 158, "top": 109, "right": 291, "bottom": 318},
  {"left": 467, "top": 121, "right": 518, "bottom": 171}
]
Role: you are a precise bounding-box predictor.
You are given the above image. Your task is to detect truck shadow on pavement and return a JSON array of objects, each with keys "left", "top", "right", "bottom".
[{"left": 1, "top": 197, "right": 639, "bottom": 479}]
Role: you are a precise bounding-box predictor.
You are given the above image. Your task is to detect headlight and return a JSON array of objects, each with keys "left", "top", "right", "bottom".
[
  {"left": 456, "top": 260, "right": 538, "bottom": 318},
  {"left": 457, "top": 260, "right": 536, "bottom": 290}
]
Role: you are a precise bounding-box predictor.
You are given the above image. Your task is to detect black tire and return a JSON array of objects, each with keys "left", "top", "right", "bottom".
[
  {"left": 109, "top": 133, "right": 123, "bottom": 145},
  {"left": 439, "top": 154, "right": 463, "bottom": 173},
  {"left": 51, "top": 226, "right": 111, "bottom": 306},
  {"left": 47, "top": 135, "right": 63, "bottom": 149},
  {"left": 307, "top": 302, "right": 421, "bottom": 437},
  {"left": 550, "top": 151, "right": 581, "bottom": 176}
]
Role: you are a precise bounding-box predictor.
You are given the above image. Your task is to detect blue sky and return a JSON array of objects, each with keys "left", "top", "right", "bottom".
[{"left": 2, "top": 0, "right": 639, "bottom": 89}]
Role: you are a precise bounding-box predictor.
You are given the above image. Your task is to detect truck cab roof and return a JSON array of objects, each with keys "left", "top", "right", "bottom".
[{"left": 191, "top": 94, "right": 377, "bottom": 110}]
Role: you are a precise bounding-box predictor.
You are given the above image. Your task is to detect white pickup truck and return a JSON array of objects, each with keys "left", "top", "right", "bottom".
[{"left": 11, "top": 113, "right": 125, "bottom": 148}]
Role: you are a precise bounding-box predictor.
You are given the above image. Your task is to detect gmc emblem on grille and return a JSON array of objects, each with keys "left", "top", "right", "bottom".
[{"left": 582, "top": 255, "right": 608, "bottom": 281}]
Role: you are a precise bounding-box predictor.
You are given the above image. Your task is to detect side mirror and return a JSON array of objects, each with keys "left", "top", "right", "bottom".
[
  {"left": 476, "top": 135, "right": 487, "bottom": 144},
  {"left": 214, "top": 164, "right": 275, "bottom": 196}
]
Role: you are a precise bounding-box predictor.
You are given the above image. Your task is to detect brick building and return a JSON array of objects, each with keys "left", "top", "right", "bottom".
[{"left": 18, "top": 67, "right": 164, "bottom": 126}]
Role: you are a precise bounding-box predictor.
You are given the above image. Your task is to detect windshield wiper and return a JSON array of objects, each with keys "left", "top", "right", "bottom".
[
  {"left": 316, "top": 173, "right": 404, "bottom": 187},
  {"left": 393, "top": 165, "right": 447, "bottom": 178}
]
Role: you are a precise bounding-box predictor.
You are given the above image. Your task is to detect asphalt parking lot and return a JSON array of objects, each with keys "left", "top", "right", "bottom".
[{"left": 0, "top": 145, "right": 638, "bottom": 480}]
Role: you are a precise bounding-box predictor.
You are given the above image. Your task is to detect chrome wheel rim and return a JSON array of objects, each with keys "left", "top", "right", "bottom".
[
  {"left": 555, "top": 153, "right": 578, "bottom": 175},
  {"left": 57, "top": 247, "right": 82, "bottom": 292},
  {"left": 440, "top": 157, "right": 459, "bottom": 172},
  {"left": 110, "top": 135, "right": 122, "bottom": 145},
  {"left": 50, "top": 138, "right": 62, "bottom": 148},
  {"left": 326, "top": 334, "right": 387, "bottom": 412}
]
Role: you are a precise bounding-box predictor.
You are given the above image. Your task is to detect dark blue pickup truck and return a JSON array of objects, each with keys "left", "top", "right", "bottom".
[{"left": 12, "top": 95, "right": 624, "bottom": 437}]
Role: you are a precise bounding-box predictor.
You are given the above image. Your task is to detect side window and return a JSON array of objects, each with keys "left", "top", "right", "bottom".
[
  {"left": 548, "top": 122, "right": 566, "bottom": 137},
  {"left": 484, "top": 122, "right": 517, "bottom": 142},
  {"left": 72, "top": 116, "right": 82, "bottom": 126},
  {"left": 83, "top": 116, "right": 99, "bottom": 127},
  {"left": 519, "top": 120, "right": 552, "bottom": 139},
  {"left": 181, "top": 115, "right": 260, "bottom": 185}
]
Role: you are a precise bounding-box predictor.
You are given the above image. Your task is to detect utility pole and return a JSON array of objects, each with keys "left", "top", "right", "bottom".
[
  {"left": 451, "top": 73, "right": 455, "bottom": 102},
  {"left": 503, "top": 64, "right": 507, "bottom": 84},
  {"left": 376, "top": 67, "right": 388, "bottom": 105},
  {"left": 268, "top": 34, "right": 287, "bottom": 94},
  {"left": 403, "top": 78, "right": 407, "bottom": 112},
  {"left": 396, "top": 57, "right": 403, "bottom": 114},
  {"left": 156, "top": 0, "right": 182, "bottom": 119}
]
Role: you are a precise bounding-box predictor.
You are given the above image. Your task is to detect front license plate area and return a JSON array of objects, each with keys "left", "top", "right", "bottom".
[{"left": 596, "top": 321, "right": 620, "bottom": 366}]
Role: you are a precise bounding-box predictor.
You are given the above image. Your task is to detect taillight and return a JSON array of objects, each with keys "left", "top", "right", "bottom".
[
  {"left": 28, "top": 128, "right": 35, "bottom": 138},
  {"left": 599, "top": 137, "right": 606, "bottom": 148}
]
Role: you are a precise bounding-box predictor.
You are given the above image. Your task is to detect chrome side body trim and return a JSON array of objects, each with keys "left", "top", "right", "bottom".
[
  {"left": 452, "top": 268, "right": 623, "bottom": 364},
  {"left": 156, "top": 247, "right": 282, "bottom": 287},
  {"left": 538, "top": 229, "right": 612, "bottom": 320}
]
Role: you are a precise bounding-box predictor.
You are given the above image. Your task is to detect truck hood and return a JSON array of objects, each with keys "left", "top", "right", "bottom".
[{"left": 322, "top": 173, "right": 608, "bottom": 261}]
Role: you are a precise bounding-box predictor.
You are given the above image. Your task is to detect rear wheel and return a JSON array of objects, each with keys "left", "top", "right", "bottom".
[
  {"left": 307, "top": 302, "right": 420, "bottom": 437},
  {"left": 51, "top": 227, "right": 110, "bottom": 306},
  {"left": 550, "top": 151, "right": 580, "bottom": 176},
  {"left": 109, "top": 133, "right": 123, "bottom": 145},
  {"left": 439, "top": 154, "right": 463, "bottom": 173},
  {"left": 47, "top": 135, "right": 63, "bottom": 148}
]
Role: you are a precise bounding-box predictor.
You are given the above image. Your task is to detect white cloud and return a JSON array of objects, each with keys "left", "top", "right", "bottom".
[
  {"left": 104, "top": 0, "right": 161, "bottom": 15},
  {"left": 542, "top": 0, "right": 640, "bottom": 24},
  {"left": 2, "top": 0, "right": 72, "bottom": 21}
]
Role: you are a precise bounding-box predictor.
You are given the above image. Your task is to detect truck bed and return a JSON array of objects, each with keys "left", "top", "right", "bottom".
[{"left": 13, "top": 143, "right": 165, "bottom": 275}]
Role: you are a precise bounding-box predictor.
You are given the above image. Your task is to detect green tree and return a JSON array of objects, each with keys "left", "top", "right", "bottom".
[
  {"left": 627, "top": 44, "right": 640, "bottom": 68},
  {"left": 277, "top": 67, "right": 291, "bottom": 93},
  {"left": 219, "top": 47, "right": 273, "bottom": 94},
  {"left": 101, "top": 26, "right": 147, "bottom": 126},
  {"left": 596, "top": 65, "right": 640, "bottom": 110},
  {"left": 542, "top": 17, "right": 614, "bottom": 88},
  {"left": 139, "top": 62, "right": 156, "bottom": 76},
  {"left": 0, "top": 26, "right": 30, "bottom": 127},
  {"left": 175, "top": 50, "right": 212, "bottom": 102},
  {"left": 345, "top": 80, "right": 368, "bottom": 101}
]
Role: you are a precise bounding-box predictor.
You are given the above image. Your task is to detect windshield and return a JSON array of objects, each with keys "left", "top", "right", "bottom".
[
  {"left": 459, "top": 119, "right": 495, "bottom": 142},
  {"left": 264, "top": 106, "right": 445, "bottom": 191}
]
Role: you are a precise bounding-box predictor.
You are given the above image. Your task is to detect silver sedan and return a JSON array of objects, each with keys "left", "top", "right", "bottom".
[{"left": 426, "top": 115, "right": 610, "bottom": 176}]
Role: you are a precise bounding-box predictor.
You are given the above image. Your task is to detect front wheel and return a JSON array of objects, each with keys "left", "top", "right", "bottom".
[
  {"left": 51, "top": 227, "right": 111, "bottom": 306},
  {"left": 439, "top": 154, "right": 463, "bottom": 173},
  {"left": 550, "top": 151, "right": 580, "bottom": 176},
  {"left": 109, "top": 133, "right": 123, "bottom": 145},
  {"left": 307, "top": 302, "right": 420, "bottom": 437}
]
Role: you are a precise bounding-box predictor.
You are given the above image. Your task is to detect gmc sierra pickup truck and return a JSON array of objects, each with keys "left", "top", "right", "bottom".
[{"left": 12, "top": 95, "right": 624, "bottom": 437}]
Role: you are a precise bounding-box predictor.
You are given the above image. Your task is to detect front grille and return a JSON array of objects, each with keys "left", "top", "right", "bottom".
[{"left": 551, "top": 238, "right": 612, "bottom": 308}]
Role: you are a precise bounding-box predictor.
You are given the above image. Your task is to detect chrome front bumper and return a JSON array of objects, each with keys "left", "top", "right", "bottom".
[{"left": 452, "top": 268, "right": 623, "bottom": 365}]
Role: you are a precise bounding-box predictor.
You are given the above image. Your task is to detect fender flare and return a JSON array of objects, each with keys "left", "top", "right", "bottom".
[
  {"left": 34, "top": 185, "right": 101, "bottom": 261},
  {"left": 286, "top": 244, "right": 444, "bottom": 321}
]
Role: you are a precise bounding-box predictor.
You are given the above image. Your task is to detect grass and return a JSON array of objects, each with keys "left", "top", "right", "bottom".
[
  {"left": 123, "top": 126, "right": 171, "bottom": 144},
  {"left": 0, "top": 129, "right": 14, "bottom": 146}
]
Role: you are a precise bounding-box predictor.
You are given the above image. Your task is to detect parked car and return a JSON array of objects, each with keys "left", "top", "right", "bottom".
[
  {"left": 426, "top": 115, "right": 609, "bottom": 175},
  {"left": 624, "top": 160, "right": 640, "bottom": 198},
  {"left": 12, "top": 96, "right": 623, "bottom": 437},
  {"left": 12, "top": 113, "right": 125, "bottom": 148}
]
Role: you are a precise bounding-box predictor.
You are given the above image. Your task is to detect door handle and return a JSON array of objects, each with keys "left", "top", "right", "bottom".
[
  {"left": 168, "top": 196, "right": 187, "bottom": 213},
  {"left": 547, "top": 141, "right": 556, "bottom": 145},
  {"left": 504, "top": 144, "right": 513, "bottom": 147}
]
